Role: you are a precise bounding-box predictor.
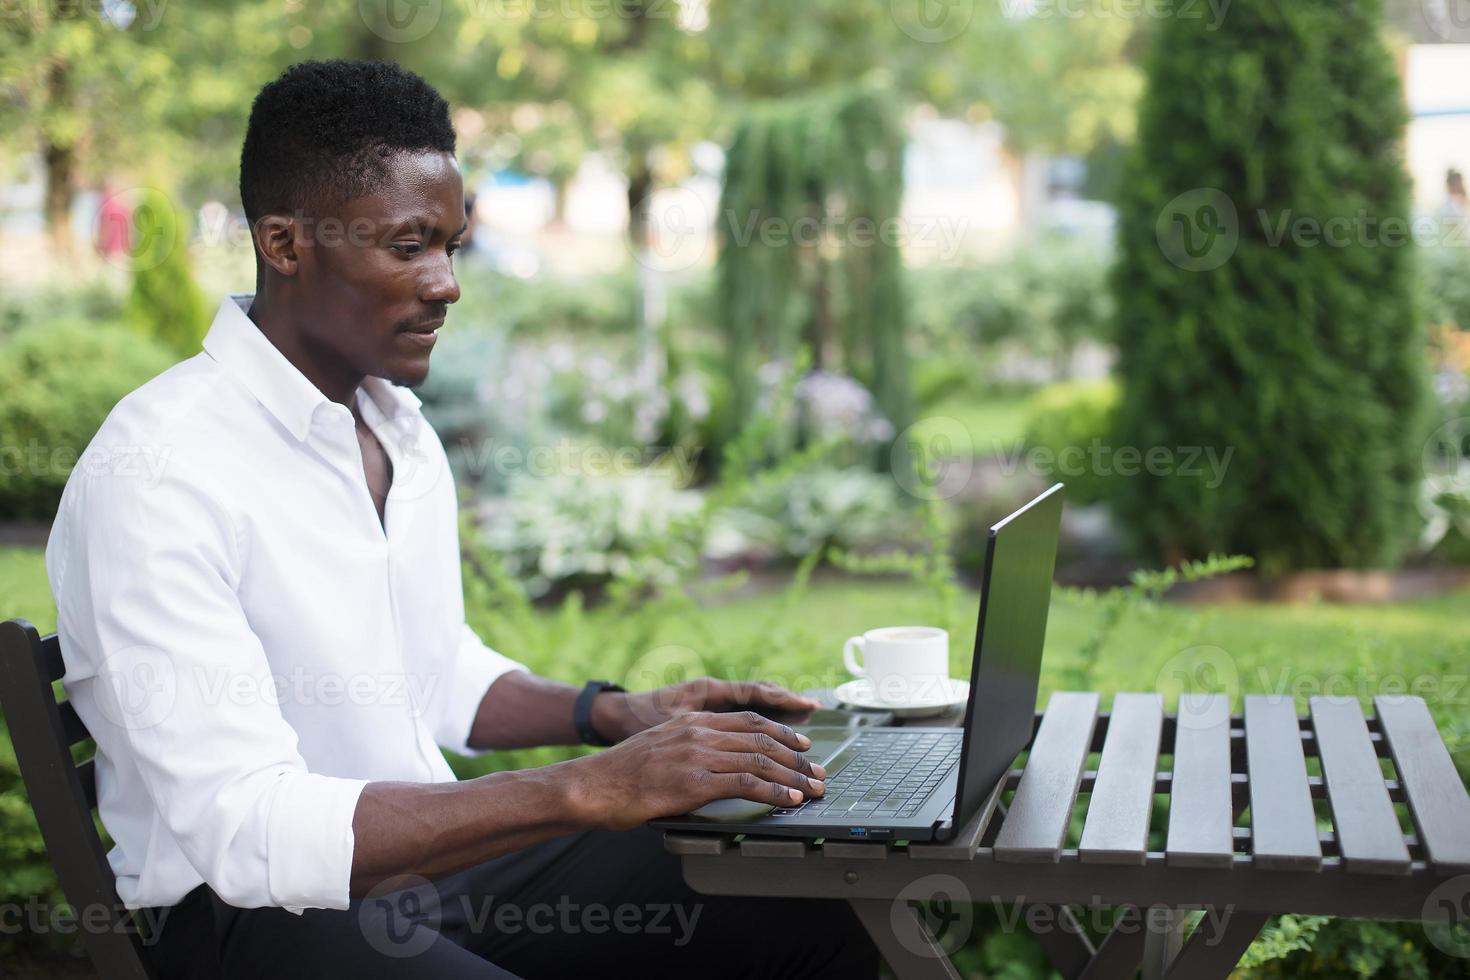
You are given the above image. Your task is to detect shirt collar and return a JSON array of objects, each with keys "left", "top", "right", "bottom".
[{"left": 202, "top": 294, "right": 423, "bottom": 442}]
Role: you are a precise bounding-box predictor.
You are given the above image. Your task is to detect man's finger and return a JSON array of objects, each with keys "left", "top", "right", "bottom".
[
  {"left": 704, "top": 731, "right": 828, "bottom": 780},
  {"left": 704, "top": 750, "right": 826, "bottom": 798},
  {"left": 699, "top": 709, "right": 813, "bottom": 750},
  {"left": 710, "top": 679, "right": 821, "bottom": 711},
  {"left": 702, "top": 771, "right": 811, "bottom": 808}
]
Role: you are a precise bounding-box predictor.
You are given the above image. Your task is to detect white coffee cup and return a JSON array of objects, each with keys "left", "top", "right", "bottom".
[{"left": 842, "top": 626, "right": 950, "bottom": 705}]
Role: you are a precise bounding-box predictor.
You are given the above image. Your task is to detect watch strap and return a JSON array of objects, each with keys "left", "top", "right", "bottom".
[{"left": 574, "top": 680, "right": 626, "bottom": 746}]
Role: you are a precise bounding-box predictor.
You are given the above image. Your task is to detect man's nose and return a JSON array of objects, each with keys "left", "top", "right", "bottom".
[{"left": 421, "top": 255, "right": 460, "bottom": 305}]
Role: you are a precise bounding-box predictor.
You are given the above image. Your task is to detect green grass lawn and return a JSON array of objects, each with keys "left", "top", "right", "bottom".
[
  {"left": 7, "top": 543, "right": 1466, "bottom": 766},
  {"left": 658, "top": 578, "right": 1470, "bottom": 748},
  {"left": 908, "top": 392, "right": 1032, "bottom": 458},
  {"left": 0, "top": 547, "right": 54, "bottom": 633}
]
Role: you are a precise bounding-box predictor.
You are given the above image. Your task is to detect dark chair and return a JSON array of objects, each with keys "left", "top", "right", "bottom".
[{"left": 0, "top": 618, "right": 157, "bottom": 980}]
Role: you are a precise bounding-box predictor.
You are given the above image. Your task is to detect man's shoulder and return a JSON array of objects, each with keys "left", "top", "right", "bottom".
[{"left": 92, "top": 353, "right": 242, "bottom": 457}]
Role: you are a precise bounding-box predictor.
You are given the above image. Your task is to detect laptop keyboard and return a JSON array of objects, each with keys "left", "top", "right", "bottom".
[{"left": 776, "top": 731, "right": 961, "bottom": 819}]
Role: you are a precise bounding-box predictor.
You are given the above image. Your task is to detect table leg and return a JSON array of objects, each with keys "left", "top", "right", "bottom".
[
  {"left": 849, "top": 898, "right": 962, "bottom": 980},
  {"left": 1076, "top": 906, "right": 1150, "bottom": 980},
  {"left": 1029, "top": 905, "right": 1096, "bottom": 979},
  {"left": 1140, "top": 908, "right": 1186, "bottom": 980},
  {"left": 1163, "top": 910, "right": 1269, "bottom": 979}
]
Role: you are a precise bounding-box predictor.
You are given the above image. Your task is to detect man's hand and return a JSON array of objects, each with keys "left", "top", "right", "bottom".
[
  {"left": 590, "top": 678, "right": 822, "bottom": 744},
  {"left": 568, "top": 710, "right": 828, "bottom": 830}
]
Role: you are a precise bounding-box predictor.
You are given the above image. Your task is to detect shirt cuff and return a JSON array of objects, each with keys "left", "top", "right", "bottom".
[{"left": 266, "top": 772, "right": 370, "bottom": 914}]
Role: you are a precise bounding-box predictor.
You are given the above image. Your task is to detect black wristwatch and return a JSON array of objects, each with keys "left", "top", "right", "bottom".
[{"left": 574, "top": 680, "right": 627, "bottom": 746}]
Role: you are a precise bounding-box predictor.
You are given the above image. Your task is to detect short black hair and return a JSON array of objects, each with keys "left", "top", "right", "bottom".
[{"left": 239, "top": 59, "right": 456, "bottom": 226}]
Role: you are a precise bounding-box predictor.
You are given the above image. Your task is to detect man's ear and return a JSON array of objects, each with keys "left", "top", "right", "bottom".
[{"left": 252, "top": 214, "right": 301, "bottom": 277}]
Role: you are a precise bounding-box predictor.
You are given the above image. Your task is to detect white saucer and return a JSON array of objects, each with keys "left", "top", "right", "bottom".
[{"left": 834, "top": 677, "right": 969, "bottom": 719}]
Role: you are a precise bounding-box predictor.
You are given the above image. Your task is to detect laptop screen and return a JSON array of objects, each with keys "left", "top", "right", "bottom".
[{"left": 950, "top": 483, "right": 1065, "bottom": 832}]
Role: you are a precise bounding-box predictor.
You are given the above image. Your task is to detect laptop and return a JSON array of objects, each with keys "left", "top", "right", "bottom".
[{"left": 651, "top": 482, "right": 1064, "bottom": 843}]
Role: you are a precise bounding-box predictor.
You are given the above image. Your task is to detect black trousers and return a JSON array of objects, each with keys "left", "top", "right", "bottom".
[{"left": 144, "top": 824, "right": 879, "bottom": 979}]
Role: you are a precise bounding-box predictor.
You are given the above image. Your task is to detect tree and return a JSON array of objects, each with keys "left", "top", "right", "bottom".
[
  {"left": 716, "top": 85, "right": 912, "bottom": 449},
  {"left": 1111, "top": 0, "right": 1430, "bottom": 573},
  {"left": 0, "top": 1, "right": 173, "bottom": 257}
]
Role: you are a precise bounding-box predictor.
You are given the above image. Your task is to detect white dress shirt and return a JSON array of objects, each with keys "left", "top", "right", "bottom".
[{"left": 45, "top": 294, "right": 528, "bottom": 914}]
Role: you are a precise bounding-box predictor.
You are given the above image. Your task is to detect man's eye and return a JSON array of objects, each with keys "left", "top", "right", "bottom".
[
  {"left": 448, "top": 241, "right": 462, "bottom": 256},
  {"left": 392, "top": 242, "right": 422, "bottom": 256}
]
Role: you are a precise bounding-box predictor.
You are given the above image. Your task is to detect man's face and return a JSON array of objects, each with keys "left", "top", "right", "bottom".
[{"left": 294, "top": 149, "right": 465, "bottom": 387}]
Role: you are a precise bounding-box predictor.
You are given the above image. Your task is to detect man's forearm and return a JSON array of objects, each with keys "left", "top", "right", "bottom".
[
  {"left": 349, "top": 758, "right": 595, "bottom": 897},
  {"left": 467, "top": 670, "right": 630, "bottom": 750}
]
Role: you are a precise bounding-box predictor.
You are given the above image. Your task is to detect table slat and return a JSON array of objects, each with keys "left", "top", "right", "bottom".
[
  {"left": 1079, "top": 693, "right": 1164, "bottom": 865},
  {"left": 1245, "top": 695, "right": 1322, "bottom": 870},
  {"left": 1310, "top": 697, "right": 1411, "bottom": 874},
  {"left": 1166, "top": 694, "right": 1235, "bottom": 869},
  {"left": 1374, "top": 696, "right": 1470, "bottom": 873},
  {"left": 994, "top": 692, "right": 1100, "bottom": 863}
]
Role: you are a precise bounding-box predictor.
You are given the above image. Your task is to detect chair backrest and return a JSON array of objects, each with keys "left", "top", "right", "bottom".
[{"left": 0, "top": 619, "right": 157, "bottom": 980}]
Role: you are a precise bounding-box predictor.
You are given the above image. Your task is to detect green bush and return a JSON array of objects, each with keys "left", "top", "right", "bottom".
[
  {"left": 1021, "top": 380, "right": 1121, "bottom": 507},
  {"left": 0, "top": 279, "right": 123, "bottom": 340},
  {"left": 908, "top": 239, "right": 1114, "bottom": 371},
  {"left": 0, "top": 320, "right": 176, "bottom": 519},
  {"left": 1111, "top": 0, "right": 1430, "bottom": 573},
  {"left": 456, "top": 268, "right": 638, "bottom": 339},
  {"left": 121, "top": 191, "right": 209, "bottom": 358},
  {"left": 1421, "top": 241, "right": 1470, "bottom": 334}
]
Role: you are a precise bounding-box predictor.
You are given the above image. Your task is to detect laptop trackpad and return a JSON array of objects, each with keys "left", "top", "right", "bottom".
[{"left": 685, "top": 733, "right": 851, "bottom": 822}]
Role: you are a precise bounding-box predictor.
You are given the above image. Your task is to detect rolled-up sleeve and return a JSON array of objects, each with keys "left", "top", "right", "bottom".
[
  {"left": 429, "top": 623, "right": 529, "bottom": 757},
  {"left": 51, "top": 460, "right": 367, "bottom": 913}
]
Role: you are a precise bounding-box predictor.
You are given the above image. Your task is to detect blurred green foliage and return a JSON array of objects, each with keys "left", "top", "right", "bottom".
[
  {"left": 121, "top": 193, "right": 210, "bottom": 358},
  {"left": 0, "top": 320, "right": 175, "bottom": 519},
  {"left": 1021, "top": 380, "right": 1121, "bottom": 507},
  {"left": 1112, "top": 0, "right": 1430, "bottom": 574}
]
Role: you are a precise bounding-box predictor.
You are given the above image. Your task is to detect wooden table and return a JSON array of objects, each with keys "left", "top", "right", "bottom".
[{"left": 663, "top": 692, "right": 1470, "bottom": 979}]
